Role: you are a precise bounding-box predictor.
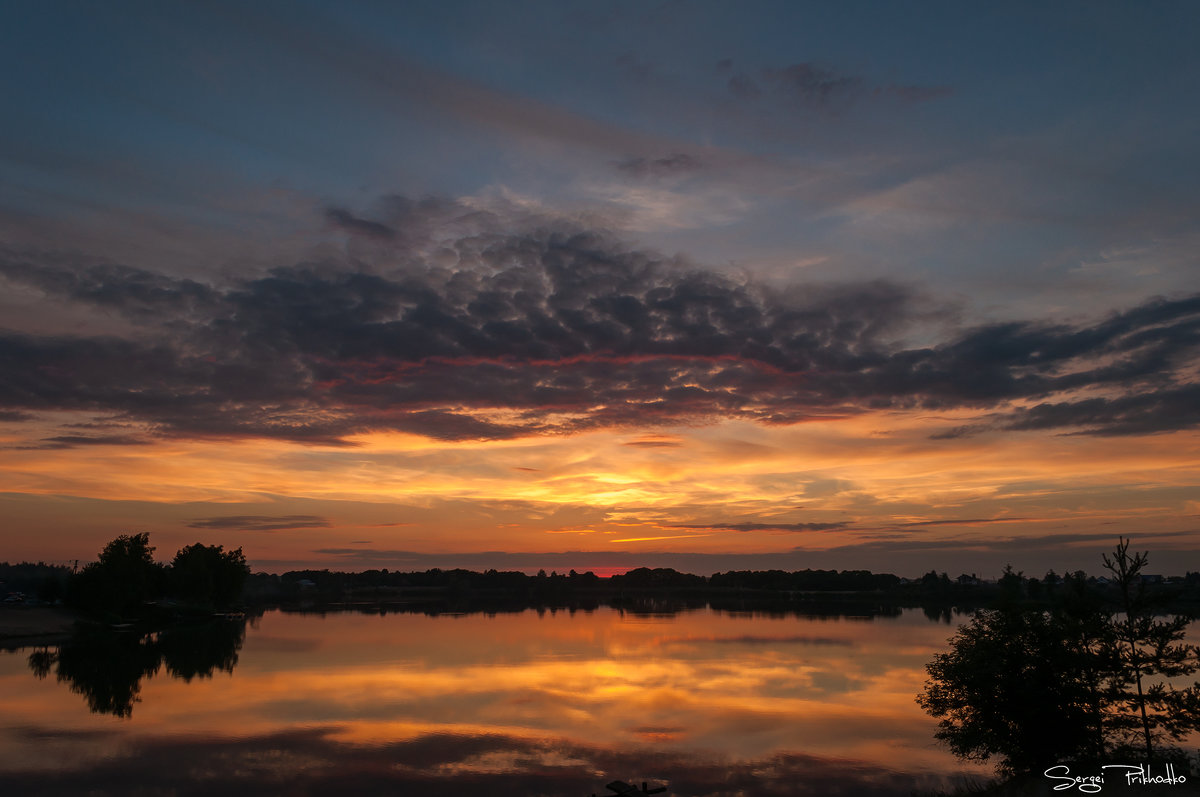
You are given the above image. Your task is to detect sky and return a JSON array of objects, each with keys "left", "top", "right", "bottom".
[{"left": 1, "top": 0, "right": 1198, "bottom": 577}]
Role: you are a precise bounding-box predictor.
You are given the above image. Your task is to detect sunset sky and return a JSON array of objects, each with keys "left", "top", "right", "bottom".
[{"left": 2, "top": 1, "right": 1198, "bottom": 576}]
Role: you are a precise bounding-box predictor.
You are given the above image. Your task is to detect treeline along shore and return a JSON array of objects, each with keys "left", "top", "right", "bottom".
[
  {"left": 244, "top": 563, "right": 1200, "bottom": 619},
  {"left": 4, "top": 534, "right": 1200, "bottom": 626}
]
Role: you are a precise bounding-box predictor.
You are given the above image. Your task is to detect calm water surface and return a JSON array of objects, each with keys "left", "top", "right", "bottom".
[{"left": 0, "top": 607, "right": 991, "bottom": 796}]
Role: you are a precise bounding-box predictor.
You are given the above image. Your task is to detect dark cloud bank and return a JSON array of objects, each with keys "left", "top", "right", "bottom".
[{"left": 1, "top": 198, "right": 1197, "bottom": 445}]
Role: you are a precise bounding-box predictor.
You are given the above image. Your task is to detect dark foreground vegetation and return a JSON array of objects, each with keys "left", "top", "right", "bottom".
[
  {"left": 1, "top": 534, "right": 249, "bottom": 632},
  {"left": 54, "top": 533, "right": 248, "bottom": 619},
  {"left": 918, "top": 539, "right": 1200, "bottom": 794}
]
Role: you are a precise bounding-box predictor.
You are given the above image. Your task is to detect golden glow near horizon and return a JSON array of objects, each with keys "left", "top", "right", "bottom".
[{"left": 3, "top": 406, "right": 1199, "bottom": 569}]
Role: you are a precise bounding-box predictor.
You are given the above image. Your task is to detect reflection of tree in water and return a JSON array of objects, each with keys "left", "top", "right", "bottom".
[
  {"left": 27, "top": 618, "right": 247, "bottom": 717},
  {"left": 29, "top": 629, "right": 159, "bottom": 718},
  {"left": 27, "top": 647, "right": 55, "bottom": 679},
  {"left": 158, "top": 620, "right": 244, "bottom": 681},
  {"left": 922, "top": 605, "right": 953, "bottom": 624}
]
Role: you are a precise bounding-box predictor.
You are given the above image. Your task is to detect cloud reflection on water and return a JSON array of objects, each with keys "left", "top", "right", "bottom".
[
  {"left": 0, "top": 724, "right": 965, "bottom": 797},
  {"left": 0, "top": 607, "right": 989, "bottom": 795}
]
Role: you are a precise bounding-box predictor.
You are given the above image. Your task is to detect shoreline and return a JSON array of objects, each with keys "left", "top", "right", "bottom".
[{"left": 0, "top": 606, "right": 78, "bottom": 650}]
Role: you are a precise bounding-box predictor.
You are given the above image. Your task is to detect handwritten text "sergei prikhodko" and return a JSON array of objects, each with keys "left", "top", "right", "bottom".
[{"left": 1045, "top": 763, "right": 1188, "bottom": 792}]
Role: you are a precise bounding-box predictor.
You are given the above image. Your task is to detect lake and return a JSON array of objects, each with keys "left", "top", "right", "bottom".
[{"left": 0, "top": 605, "right": 993, "bottom": 796}]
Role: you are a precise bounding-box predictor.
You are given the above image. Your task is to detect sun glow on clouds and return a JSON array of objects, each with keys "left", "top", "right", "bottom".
[
  {"left": 4, "top": 404, "right": 1199, "bottom": 567},
  {"left": 1, "top": 228, "right": 1198, "bottom": 567}
]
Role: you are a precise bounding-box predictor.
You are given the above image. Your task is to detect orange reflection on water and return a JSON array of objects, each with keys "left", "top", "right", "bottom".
[{"left": 0, "top": 607, "right": 991, "bottom": 786}]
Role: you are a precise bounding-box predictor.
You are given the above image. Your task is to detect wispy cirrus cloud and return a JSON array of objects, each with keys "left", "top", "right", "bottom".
[
  {"left": 16, "top": 434, "right": 150, "bottom": 451},
  {"left": 812, "top": 529, "right": 1200, "bottom": 556},
  {"left": 187, "top": 515, "right": 333, "bottom": 532},
  {"left": 612, "top": 153, "right": 704, "bottom": 180},
  {"left": 719, "top": 59, "right": 952, "bottom": 110},
  {"left": 668, "top": 521, "right": 850, "bottom": 533},
  {"left": 623, "top": 435, "right": 683, "bottom": 448},
  {"left": 889, "top": 517, "right": 1035, "bottom": 529}
]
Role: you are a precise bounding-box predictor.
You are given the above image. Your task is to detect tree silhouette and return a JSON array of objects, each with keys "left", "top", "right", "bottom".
[
  {"left": 918, "top": 539, "right": 1200, "bottom": 775},
  {"left": 1101, "top": 537, "right": 1200, "bottom": 757},
  {"left": 169, "top": 542, "right": 250, "bottom": 609},
  {"left": 917, "top": 596, "right": 1103, "bottom": 772},
  {"left": 68, "top": 532, "right": 164, "bottom": 615}
]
